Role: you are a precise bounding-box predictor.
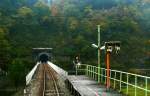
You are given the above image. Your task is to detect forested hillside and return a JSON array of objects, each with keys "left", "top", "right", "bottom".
[{"left": 0, "top": 0, "right": 150, "bottom": 95}]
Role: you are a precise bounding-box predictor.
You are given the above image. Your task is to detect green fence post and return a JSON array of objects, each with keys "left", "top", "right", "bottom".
[
  {"left": 88, "top": 65, "right": 89, "bottom": 76},
  {"left": 76, "top": 65, "right": 77, "bottom": 75},
  {"left": 89, "top": 66, "right": 90, "bottom": 77},
  {"left": 90, "top": 65, "right": 92, "bottom": 78},
  {"left": 135, "top": 76, "right": 137, "bottom": 96},
  {"left": 87, "top": 65, "right": 89, "bottom": 76},
  {"left": 120, "top": 72, "right": 122, "bottom": 92},
  {"left": 94, "top": 67, "right": 95, "bottom": 80},
  {"left": 145, "top": 78, "right": 147, "bottom": 96},
  {"left": 93, "top": 66, "right": 94, "bottom": 79},
  {"left": 92, "top": 66, "right": 93, "bottom": 79},
  {"left": 91, "top": 66, "right": 92, "bottom": 78},
  {"left": 109, "top": 69, "right": 112, "bottom": 86},
  {"left": 96, "top": 67, "right": 98, "bottom": 81},
  {"left": 114, "top": 71, "right": 116, "bottom": 89},
  {"left": 98, "top": 67, "right": 100, "bottom": 83},
  {"left": 86, "top": 65, "right": 87, "bottom": 76},
  {"left": 105, "top": 69, "right": 106, "bottom": 84},
  {"left": 91, "top": 66, "right": 93, "bottom": 78},
  {"left": 126, "top": 73, "right": 129, "bottom": 95},
  {"left": 101, "top": 68, "right": 103, "bottom": 83}
]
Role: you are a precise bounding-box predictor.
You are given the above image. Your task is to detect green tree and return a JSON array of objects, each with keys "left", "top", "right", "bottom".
[
  {"left": 0, "top": 27, "right": 10, "bottom": 70},
  {"left": 8, "top": 59, "right": 25, "bottom": 89}
]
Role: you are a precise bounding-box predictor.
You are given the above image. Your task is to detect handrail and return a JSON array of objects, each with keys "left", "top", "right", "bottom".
[
  {"left": 82, "top": 64, "right": 150, "bottom": 78},
  {"left": 76, "top": 64, "right": 150, "bottom": 96}
]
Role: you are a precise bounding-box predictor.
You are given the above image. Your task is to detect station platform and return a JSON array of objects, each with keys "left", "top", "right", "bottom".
[{"left": 67, "top": 75, "right": 123, "bottom": 96}]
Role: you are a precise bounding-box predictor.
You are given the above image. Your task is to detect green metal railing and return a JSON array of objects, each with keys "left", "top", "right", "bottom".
[{"left": 76, "top": 64, "right": 150, "bottom": 96}]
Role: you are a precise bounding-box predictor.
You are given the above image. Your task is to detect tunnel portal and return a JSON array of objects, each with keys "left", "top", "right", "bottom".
[{"left": 32, "top": 48, "right": 52, "bottom": 63}]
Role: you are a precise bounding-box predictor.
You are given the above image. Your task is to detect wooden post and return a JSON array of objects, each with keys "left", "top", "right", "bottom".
[{"left": 106, "top": 51, "right": 111, "bottom": 89}]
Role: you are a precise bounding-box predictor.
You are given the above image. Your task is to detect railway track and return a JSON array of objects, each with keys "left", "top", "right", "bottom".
[
  {"left": 42, "top": 64, "right": 61, "bottom": 96},
  {"left": 25, "top": 63, "right": 71, "bottom": 96}
]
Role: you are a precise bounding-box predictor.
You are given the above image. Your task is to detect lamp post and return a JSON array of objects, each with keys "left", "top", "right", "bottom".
[
  {"left": 91, "top": 43, "right": 105, "bottom": 82},
  {"left": 91, "top": 25, "right": 101, "bottom": 82},
  {"left": 97, "top": 25, "right": 101, "bottom": 82}
]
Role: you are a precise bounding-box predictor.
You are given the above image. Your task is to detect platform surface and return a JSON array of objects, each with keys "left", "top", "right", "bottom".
[{"left": 67, "top": 75, "right": 123, "bottom": 96}]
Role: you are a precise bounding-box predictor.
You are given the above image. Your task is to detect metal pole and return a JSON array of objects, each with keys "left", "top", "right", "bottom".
[{"left": 98, "top": 25, "right": 101, "bottom": 83}]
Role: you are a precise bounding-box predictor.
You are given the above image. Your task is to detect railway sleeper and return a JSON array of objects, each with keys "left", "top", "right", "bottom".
[{"left": 44, "top": 90, "right": 64, "bottom": 96}]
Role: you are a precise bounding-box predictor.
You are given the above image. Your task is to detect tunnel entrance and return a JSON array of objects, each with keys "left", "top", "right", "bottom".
[
  {"left": 32, "top": 48, "right": 52, "bottom": 63},
  {"left": 38, "top": 53, "right": 49, "bottom": 63}
]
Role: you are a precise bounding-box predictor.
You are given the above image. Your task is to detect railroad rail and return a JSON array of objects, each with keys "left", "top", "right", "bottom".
[
  {"left": 43, "top": 64, "right": 60, "bottom": 96},
  {"left": 25, "top": 62, "right": 68, "bottom": 96}
]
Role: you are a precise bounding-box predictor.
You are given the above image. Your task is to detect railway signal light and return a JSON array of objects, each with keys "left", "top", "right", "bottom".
[
  {"left": 105, "top": 41, "right": 121, "bottom": 53},
  {"left": 104, "top": 41, "right": 121, "bottom": 89}
]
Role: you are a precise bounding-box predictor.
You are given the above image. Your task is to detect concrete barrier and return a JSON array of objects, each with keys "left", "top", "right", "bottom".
[
  {"left": 47, "top": 61, "right": 68, "bottom": 80},
  {"left": 26, "top": 62, "right": 40, "bottom": 85}
]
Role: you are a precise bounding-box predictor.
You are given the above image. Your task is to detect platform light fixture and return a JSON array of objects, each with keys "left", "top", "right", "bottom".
[
  {"left": 91, "top": 43, "right": 105, "bottom": 50},
  {"left": 92, "top": 43, "right": 99, "bottom": 49}
]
